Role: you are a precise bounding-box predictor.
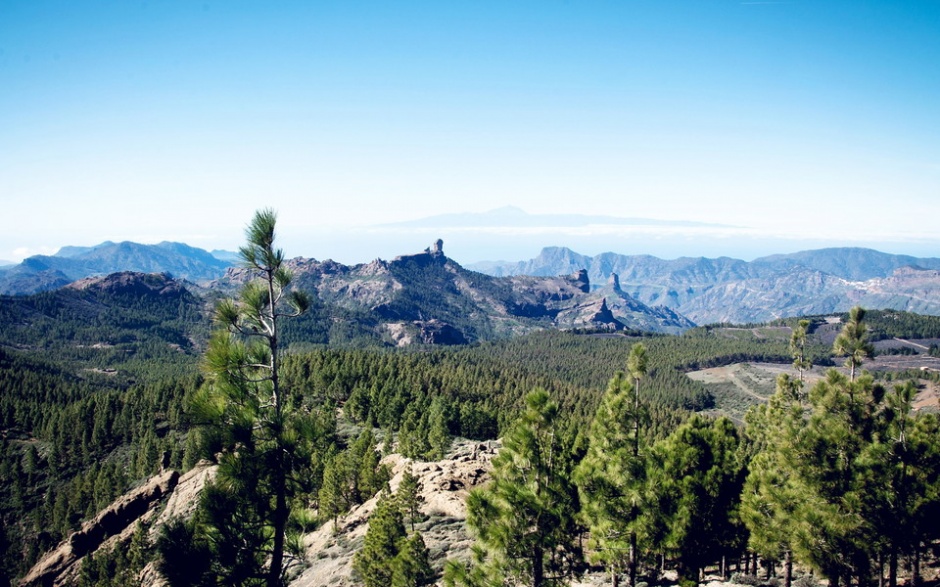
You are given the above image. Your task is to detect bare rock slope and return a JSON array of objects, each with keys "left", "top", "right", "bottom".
[
  {"left": 20, "top": 469, "right": 182, "bottom": 587},
  {"left": 292, "top": 439, "right": 499, "bottom": 587},
  {"left": 18, "top": 442, "right": 495, "bottom": 587}
]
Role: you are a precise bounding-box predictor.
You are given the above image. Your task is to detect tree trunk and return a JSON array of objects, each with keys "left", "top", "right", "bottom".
[
  {"left": 268, "top": 450, "right": 287, "bottom": 587},
  {"left": 888, "top": 548, "right": 897, "bottom": 587},
  {"left": 913, "top": 546, "right": 921, "bottom": 587},
  {"left": 612, "top": 561, "right": 620, "bottom": 587},
  {"left": 784, "top": 550, "right": 792, "bottom": 587},
  {"left": 877, "top": 552, "right": 884, "bottom": 587},
  {"left": 534, "top": 545, "right": 544, "bottom": 587},
  {"left": 629, "top": 532, "right": 637, "bottom": 587},
  {"left": 744, "top": 552, "right": 751, "bottom": 575}
]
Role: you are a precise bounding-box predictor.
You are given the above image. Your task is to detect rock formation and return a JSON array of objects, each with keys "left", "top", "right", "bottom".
[{"left": 20, "top": 470, "right": 180, "bottom": 587}]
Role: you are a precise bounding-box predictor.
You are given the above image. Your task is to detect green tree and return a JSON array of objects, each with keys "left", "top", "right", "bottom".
[
  {"left": 627, "top": 343, "right": 649, "bottom": 459},
  {"left": 647, "top": 415, "right": 745, "bottom": 584},
  {"left": 740, "top": 375, "right": 809, "bottom": 587},
  {"left": 788, "top": 370, "right": 878, "bottom": 587},
  {"left": 833, "top": 307, "right": 874, "bottom": 381},
  {"left": 790, "top": 319, "right": 812, "bottom": 385},
  {"left": 857, "top": 381, "right": 940, "bottom": 587},
  {"left": 156, "top": 518, "right": 214, "bottom": 587},
  {"left": 318, "top": 451, "right": 345, "bottom": 532},
  {"left": 391, "top": 532, "right": 435, "bottom": 587},
  {"left": 398, "top": 464, "right": 424, "bottom": 532},
  {"left": 427, "top": 396, "right": 452, "bottom": 460},
  {"left": 355, "top": 491, "right": 407, "bottom": 587},
  {"left": 574, "top": 371, "right": 646, "bottom": 587},
  {"left": 455, "top": 389, "right": 580, "bottom": 587},
  {"left": 187, "top": 209, "right": 312, "bottom": 586}
]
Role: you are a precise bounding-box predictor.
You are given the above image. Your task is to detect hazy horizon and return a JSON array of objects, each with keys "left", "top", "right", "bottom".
[{"left": 5, "top": 206, "right": 940, "bottom": 269}]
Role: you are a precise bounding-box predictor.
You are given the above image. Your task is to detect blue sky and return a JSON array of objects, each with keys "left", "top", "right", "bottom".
[{"left": 2, "top": 1, "right": 939, "bottom": 264}]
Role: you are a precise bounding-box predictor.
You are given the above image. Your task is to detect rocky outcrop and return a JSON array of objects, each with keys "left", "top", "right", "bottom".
[
  {"left": 292, "top": 439, "right": 500, "bottom": 587},
  {"left": 415, "top": 319, "right": 468, "bottom": 345},
  {"left": 20, "top": 470, "right": 180, "bottom": 587},
  {"left": 573, "top": 269, "right": 590, "bottom": 293},
  {"left": 67, "top": 271, "right": 187, "bottom": 299},
  {"left": 244, "top": 241, "right": 696, "bottom": 339}
]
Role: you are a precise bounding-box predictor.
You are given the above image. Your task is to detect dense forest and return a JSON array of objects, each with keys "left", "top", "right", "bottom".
[
  {"left": 1, "top": 320, "right": 797, "bottom": 582},
  {"left": 2, "top": 216, "right": 940, "bottom": 587}
]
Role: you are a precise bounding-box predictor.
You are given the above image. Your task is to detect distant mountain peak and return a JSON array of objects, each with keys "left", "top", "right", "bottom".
[
  {"left": 0, "top": 241, "right": 235, "bottom": 295},
  {"left": 470, "top": 246, "right": 940, "bottom": 324}
]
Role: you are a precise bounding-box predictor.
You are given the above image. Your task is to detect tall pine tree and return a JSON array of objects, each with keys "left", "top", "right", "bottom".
[
  {"left": 833, "top": 307, "right": 874, "bottom": 382},
  {"left": 451, "top": 389, "right": 580, "bottom": 587},
  {"left": 186, "top": 209, "right": 314, "bottom": 586},
  {"left": 574, "top": 371, "right": 647, "bottom": 587}
]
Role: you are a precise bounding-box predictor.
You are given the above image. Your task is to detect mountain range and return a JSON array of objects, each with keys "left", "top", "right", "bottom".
[
  {"left": 0, "top": 241, "right": 233, "bottom": 295},
  {"left": 5, "top": 239, "right": 940, "bottom": 330},
  {"left": 470, "top": 246, "right": 940, "bottom": 324},
  {"left": 0, "top": 241, "right": 693, "bottom": 356},
  {"left": 222, "top": 239, "right": 693, "bottom": 339}
]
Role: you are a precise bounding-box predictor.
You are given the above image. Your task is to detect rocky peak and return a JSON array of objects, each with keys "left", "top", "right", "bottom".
[
  {"left": 572, "top": 269, "right": 590, "bottom": 293},
  {"left": 67, "top": 271, "right": 186, "bottom": 298},
  {"left": 608, "top": 272, "right": 622, "bottom": 292},
  {"left": 586, "top": 298, "right": 624, "bottom": 331},
  {"left": 393, "top": 240, "right": 448, "bottom": 266}
]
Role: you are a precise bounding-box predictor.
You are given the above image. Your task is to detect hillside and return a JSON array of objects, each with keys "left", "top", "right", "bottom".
[
  {"left": 6, "top": 238, "right": 940, "bottom": 327},
  {"left": 0, "top": 241, "right": 233, "bottom": 295},
  {"left": 0, "top": 271, "right": 206, "bottom": 378},
  {"left": 18, "top": 439, "right": 497, "bottom": 587},
  {"left": 220, "top": 240, "right": 695, "bottom": 340},
  {"left": 471, "top": 246, "right": 940, "bottom": 324}
]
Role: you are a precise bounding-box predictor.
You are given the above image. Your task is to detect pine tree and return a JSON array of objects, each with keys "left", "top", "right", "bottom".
[
  {"left": 574, "top": 372, "right": 646, "bottom": 587},
  {"left": 185, "top": 209, "right": 312, "bottom": 586},
  {"left": 740, "top": 375, "right": 809, "bottom": 587},
  {"left": 427, "top": 396, "right": 452, "bottom": 460},
  {"left": 857, "top": 381, "right": 940, "bottom": 587},
  {"left": 459, "top": 389, "right": 580, "bottom": 587},
  {"left": 355, "top": 491, "right": 407, "bottom": 587},
  {"left": 788, "top": 370, "right": 878, "bottom": 587},
  {"left": 647, "top": 415, "right": 745, "bottom": 585},
  {"left": 391, "top": 532, "right": 434, "bottom": 587},
  {"left": 398, "top": 463, "right": 424, "bottom": 532},
  {"left": 318, "top": 452, "right": 345, "bottom": 532},
  {"left": 625, "top": 343, "right": 649, "bottom": 587},
  {"left": 790, "top": 319, "right": 812, "bottom": 386},
  {"left": 155, "top": 518, "right": 213, "bottom": 587},
  {"left": 833, "top": 306, "right": 874, "bottom": 381}
]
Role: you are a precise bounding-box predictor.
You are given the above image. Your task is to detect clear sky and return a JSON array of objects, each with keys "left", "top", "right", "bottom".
[{"left": 2, "top": 1, "right": 939, "bottom": 265}]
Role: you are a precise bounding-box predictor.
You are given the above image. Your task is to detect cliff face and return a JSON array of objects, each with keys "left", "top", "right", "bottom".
[{"left": 214, "top": 241, "right": 696, "bottom": 343}]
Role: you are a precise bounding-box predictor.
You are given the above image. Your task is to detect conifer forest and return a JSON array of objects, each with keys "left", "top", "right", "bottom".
[{"left": 2, "top": 212, "right": 940, "bottom": 587}]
